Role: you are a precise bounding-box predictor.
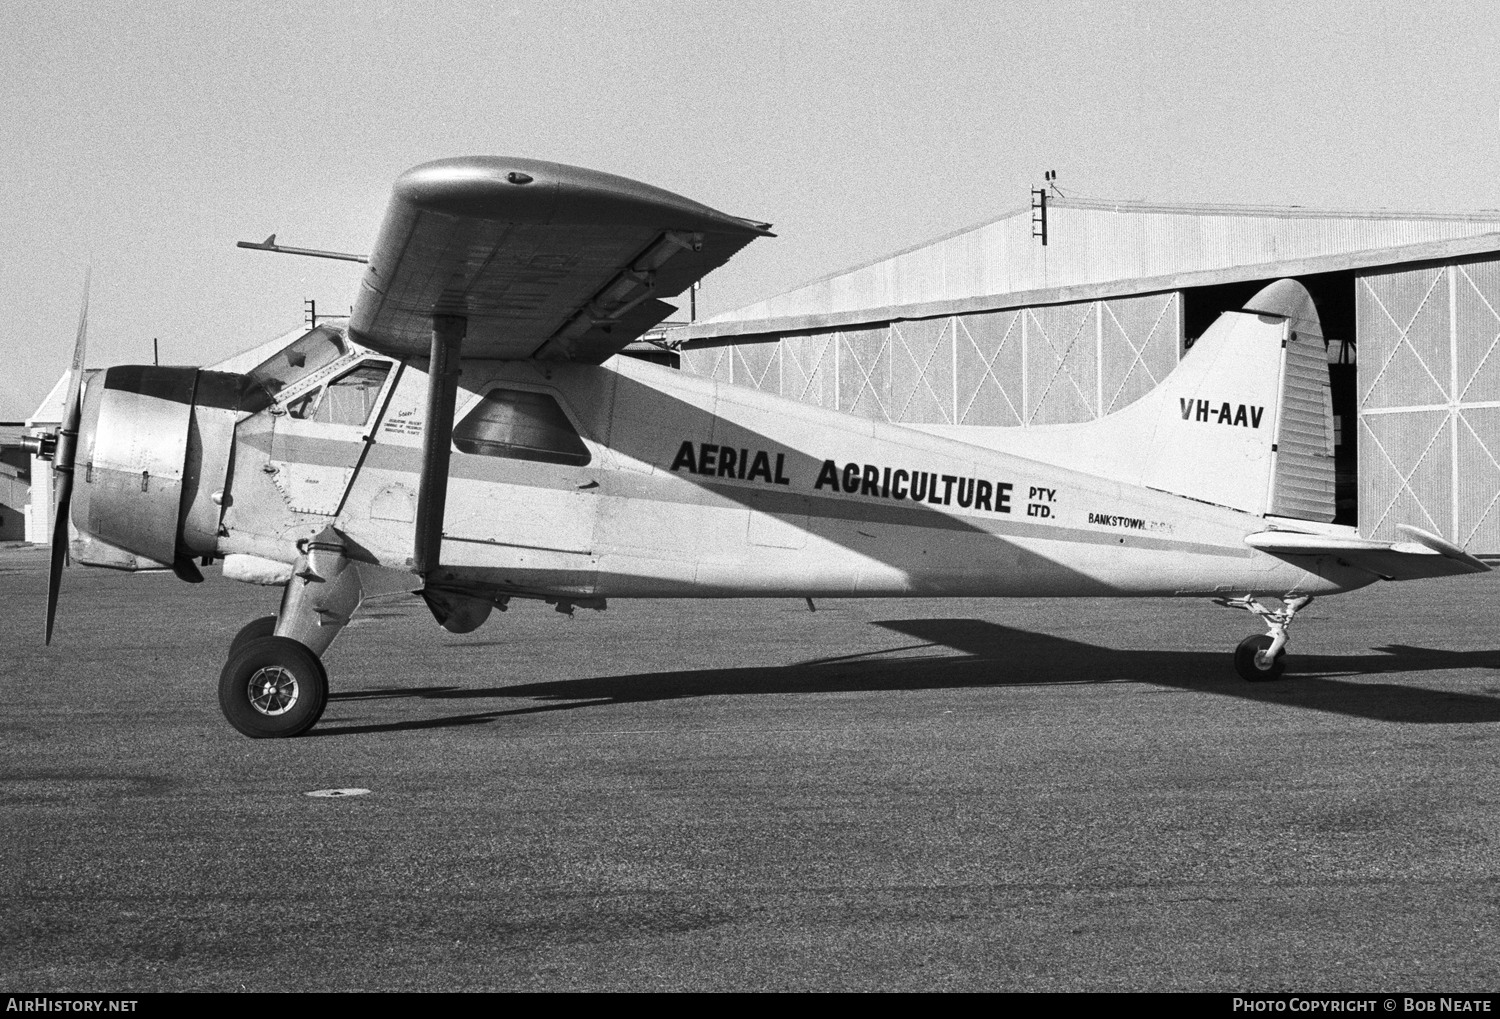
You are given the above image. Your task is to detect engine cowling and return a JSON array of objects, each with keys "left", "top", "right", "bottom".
[{"left": 71, "top": 366, "right": 241, "bottom": 571}]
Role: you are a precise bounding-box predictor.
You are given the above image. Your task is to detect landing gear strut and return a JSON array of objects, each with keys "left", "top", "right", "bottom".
[
  {"left": 1219, "top": 595, "right": 1312, "bottom": 683},
  {"left": 218, "top": 527, "right": 362, "bottom": 738},
  {"left": 220, "top": 314, "right": 461, "bottom": 739}
]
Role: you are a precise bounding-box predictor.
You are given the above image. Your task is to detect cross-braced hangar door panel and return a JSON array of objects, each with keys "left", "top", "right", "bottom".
[
  {"left": 1358, "top": 256, "right": 1500, "bottom": 552},
  {"left": 679, "top": 292, "right": 1181, "bottom": 428},
  {"left": 955, "top": 310, "right": 1023, "bottom": 426},
  {"left": 1100, "top": 292, "right": 1179, "bottom": 415},
  {"left": 837, "top": 327, "right": 892, "bottom": 421},
  {"left": 781, "top": 332, "right": 835, "bottom": 409},
  {"left": 735, "top": 341, "right": 779, "bottom": 396},
  {"left": 1025, "top": 303, "right": 1097, "bottom": 425},
  {"left": 890, "top": 317, "right": 954, "bottom": 425},
  {"left": 678, "top": 343, "right": 734, "bottom": 384}
]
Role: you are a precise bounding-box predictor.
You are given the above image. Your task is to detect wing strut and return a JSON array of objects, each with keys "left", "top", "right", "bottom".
[{"left": 412, "top": 315, "right": 465, "bottom": 577}]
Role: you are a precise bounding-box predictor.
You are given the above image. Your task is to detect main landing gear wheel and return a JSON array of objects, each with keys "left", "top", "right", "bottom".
[
  {"left": 228, "top": 615, "right": 277, "bottom": 657},
  {"left": 219, "top": 636, "right": 328, "bottom": 739},
  {"left": 1234, "top": 633, "right": 1286, "bottom": 682}
]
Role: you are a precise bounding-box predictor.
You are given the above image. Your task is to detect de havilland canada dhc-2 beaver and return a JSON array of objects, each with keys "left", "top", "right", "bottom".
[{"left": 26, "top": 156, "right": 1491, "bottom": 738}]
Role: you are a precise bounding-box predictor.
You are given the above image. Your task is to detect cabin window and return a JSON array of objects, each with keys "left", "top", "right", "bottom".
[
  {"left": 452, "top": 389, "right": 591, "bottom": 466},
  {"left": 287, "top": 362, "right": 392, "bottom": 425}
]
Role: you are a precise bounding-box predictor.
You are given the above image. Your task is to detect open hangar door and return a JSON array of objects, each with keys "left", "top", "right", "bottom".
[{"left": 1357, "top": 256, "right": 1500, "bottom": 554}]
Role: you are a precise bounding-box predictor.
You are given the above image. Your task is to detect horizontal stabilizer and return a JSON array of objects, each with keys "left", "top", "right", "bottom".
[
  {"left": 1394, "top": 524, "right": 1491, "bottom": 572},
  {"left": 1245, "top": 525, "right": 1490, "bottom": 581}
]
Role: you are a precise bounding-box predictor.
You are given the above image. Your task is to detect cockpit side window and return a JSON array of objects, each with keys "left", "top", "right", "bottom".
[
  {"left": 287, "top": 362, "right": 392, "bottom": 425},
  {"left": 452, "top": 389, "right": 591, "bottom": 466}
]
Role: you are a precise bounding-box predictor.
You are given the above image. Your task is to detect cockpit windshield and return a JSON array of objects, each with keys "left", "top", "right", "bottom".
[{"left": 239, "top": 325, "right": 348, "bottom": 413}]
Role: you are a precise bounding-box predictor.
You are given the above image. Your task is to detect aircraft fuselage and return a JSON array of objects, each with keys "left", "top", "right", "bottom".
[{"left": 217, "top": 349, "right": 1371, "bottom": 604}]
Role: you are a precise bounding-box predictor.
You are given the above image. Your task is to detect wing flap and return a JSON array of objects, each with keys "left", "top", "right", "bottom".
[
  {"left": 1245, "top": 525, "right": 1490, "bottom": 581},
  {"left": 350, "top": 157, "right": 771, "bottom": 363}
]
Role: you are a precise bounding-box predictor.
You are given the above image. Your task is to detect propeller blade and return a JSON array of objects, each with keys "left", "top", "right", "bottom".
[
  {"left": 43, "top": 460, "right": 73, "bottom": 645},
  {"left": 45, "top": 275, "right": 89, "bottom": 645}
]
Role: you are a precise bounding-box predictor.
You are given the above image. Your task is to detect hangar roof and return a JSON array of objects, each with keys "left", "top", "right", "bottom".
[
  {"left": 28, "top": 372, "right": 71, "bottom": 428},
  {"left": 681, "top": 197, "right": 1500, "bottom": 341}
]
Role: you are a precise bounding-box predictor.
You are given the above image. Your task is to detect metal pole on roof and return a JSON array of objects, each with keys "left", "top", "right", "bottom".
[{"left": 153, "top": 338, "right": 158, "bottom": 366}]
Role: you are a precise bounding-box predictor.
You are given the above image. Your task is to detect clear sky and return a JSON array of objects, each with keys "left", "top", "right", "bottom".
[{"left": 3, "top": 0, "right": 1499, "bottom": 419}]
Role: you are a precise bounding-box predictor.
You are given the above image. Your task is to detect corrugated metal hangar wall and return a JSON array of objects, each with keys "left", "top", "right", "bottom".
[
  {"left": 1358, "top": 255, "right": 1500, "bottom": 549},
  {"left": 680, "top": 291, "right": 1181, "bottom": 428}
]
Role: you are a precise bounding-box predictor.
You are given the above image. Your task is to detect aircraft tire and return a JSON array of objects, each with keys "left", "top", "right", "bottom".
[
  {"left": 219, "top": 636, "right": 328, "bottom": 739},
  {"left": 228, "top": 615, "right": 278, "bottom": 657},
  {"left": 1234, "top": 634, "right": 1285, "bottom": 682}
]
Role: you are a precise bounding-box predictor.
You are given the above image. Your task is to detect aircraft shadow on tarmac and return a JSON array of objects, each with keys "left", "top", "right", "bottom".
[{"left": 313, "top": 619, "right": 1500, "bottom": 736}]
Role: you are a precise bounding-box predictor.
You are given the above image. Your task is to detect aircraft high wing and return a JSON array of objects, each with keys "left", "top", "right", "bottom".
[
  {"left": 25, "top": 156, "right": 1490, "bottom": 740},
  {"left": 350, "top": 156, "right": 772, "bottom": 363}
]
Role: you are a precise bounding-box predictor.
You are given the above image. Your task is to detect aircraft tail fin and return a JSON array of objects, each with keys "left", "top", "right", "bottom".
[{"left": 917, "top": 278, "right": 1336, "bottom": 520}]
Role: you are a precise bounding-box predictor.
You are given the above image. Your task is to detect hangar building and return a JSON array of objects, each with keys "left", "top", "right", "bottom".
[
  {"left": 0, "top": 422, "right": 29, "bottom": 542},
  {"left": 673, "top": 195, "right": 1500, "bottom": 554}
]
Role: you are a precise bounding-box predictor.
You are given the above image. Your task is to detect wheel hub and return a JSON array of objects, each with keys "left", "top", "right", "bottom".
[{"left": 247, "top": 666, "right": 299, "bottom": 716}]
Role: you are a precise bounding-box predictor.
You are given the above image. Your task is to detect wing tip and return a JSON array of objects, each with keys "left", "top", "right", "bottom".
[{"left": 394, "top": 155, "right": 767, "bottom": 235}]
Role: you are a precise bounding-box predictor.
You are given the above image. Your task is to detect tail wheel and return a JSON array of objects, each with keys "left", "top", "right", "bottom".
[
  {"left": 1234, "top": 633, "right": 1286, "bottom": 683},
  {"left": 219, "top": 635, "right": 328, "bottom": 738},
  {"left": 228, "top": 615, "right": 277, "bottom": 657}
]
